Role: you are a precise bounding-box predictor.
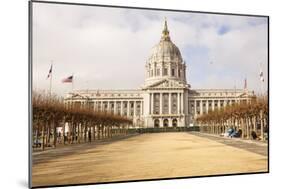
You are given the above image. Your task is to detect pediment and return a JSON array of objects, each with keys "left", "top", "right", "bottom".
[{"left": 145, "top": 79, "right": 187, "bottom": 89}]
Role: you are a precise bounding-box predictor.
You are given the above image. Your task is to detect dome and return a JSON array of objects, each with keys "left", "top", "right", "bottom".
[
  {"left": 148, "top": 40, "right": 183, "bottom": 62},
  {"left": 148, "top": 19, "right": 183, "bottom": 62},
  {"left": 144, "top": 18, "right": 187, "bottom": 87}
]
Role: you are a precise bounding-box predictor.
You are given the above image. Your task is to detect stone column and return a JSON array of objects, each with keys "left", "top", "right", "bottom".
[
  {"left": 194, "top": 100, "right": 197, "bottom": 116},
  {"left": 200, "top": 100, "right": 203, "bottom": 115},
  {"left": 93, "top": 101, "right": 96, "bottom": 111},
  {"left": 159, "top": 93, "right": 163, "bottom": 114},
  {"left": 140, "top": 101, "right": 143, "bottom": 116},
  {"left": 218, "top": 100, "right": 221, "bottom": 109},
  {"left": 127, "top": 101, "right": 130, "bottom": 117},
  {"left": 121, "top": 101, "right": 123, "bottom": 116},
  {"left": 206, "top": 100, "right": 209, "bottom": 113},
  {"left": 134, "top": 101, "right": 137, "bottom": 117},
  {"left": 107, "top": 101, "right": 109, "bottom": 112},
  {"left": 168, "top": 93, "right": 172, "bottom": 114},
  {"left": 151, "top": 93, "right": 154, "bottom": 115},
  {"left": 149, "top": 94, "right": 151, "bottom": 114},
  {"left": 100, "top": 100, "right": 103, "bottom": 111},
  {"left": 177, "top": 93, "right": 180, "bottom": 114},
  {"left": 181, "top": 92, "right": 184, "bottom": 114}
]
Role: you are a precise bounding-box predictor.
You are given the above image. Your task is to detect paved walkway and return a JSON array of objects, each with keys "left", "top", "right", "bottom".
[
  {"left": 32, "top": 132, "right": 268, "bottom": 187},
  {"left": 188, "top": 132, "right": 268, "bottom": 156}
]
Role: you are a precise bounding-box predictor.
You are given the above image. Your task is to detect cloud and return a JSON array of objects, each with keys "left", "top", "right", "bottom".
[{"left": 32, "top": 2, "right": 268, "bottom": 96}]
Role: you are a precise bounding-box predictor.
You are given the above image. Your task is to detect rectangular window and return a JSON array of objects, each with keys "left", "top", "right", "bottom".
[
  {"left": 157, "top": 69, "right": 160, "bottom": 76},
  {"left": 172, "top": 69, "right": 175, "bottom": 76},
  {"left": 163, "top": 93, "right": 169, "bottom": 114},
  {"left": 153, "top": 93, "right": 160, "bottom": 114},
  {"left": 163, "top": 68, "right": 168, "bottom": 76},
  {"left": 171, "top": 93, "right": 177, "bottom": 114}
]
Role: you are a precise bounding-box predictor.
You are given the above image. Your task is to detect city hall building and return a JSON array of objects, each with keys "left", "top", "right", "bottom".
[{"left": 64, "top": 20, "right": 254, "bottom": 128}]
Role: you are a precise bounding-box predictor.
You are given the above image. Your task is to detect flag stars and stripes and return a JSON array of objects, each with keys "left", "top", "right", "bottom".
[
  {"left": 62, "top": 75, "right": 73, "bottom": 83},
  {"left": 46, "top": 64, "right": 52, "bottom": 79}
]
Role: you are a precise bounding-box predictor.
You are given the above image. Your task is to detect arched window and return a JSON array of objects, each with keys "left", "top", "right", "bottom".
[
  {"left": 172, "top": 119, "right": 177, "bottom": 127},
  {"left": 154, "top": 119, "right": 160, "bottom": 128}
]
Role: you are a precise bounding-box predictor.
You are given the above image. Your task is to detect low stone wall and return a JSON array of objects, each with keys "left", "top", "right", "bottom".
[{"left": 129, "top": 126, "right": 200, "bottom": 133}]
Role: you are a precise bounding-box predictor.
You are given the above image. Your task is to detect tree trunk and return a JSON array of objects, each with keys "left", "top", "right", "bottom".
[
  {"left": 101, "top": 125, "right": 104, "bottom": 139},
  {"left": 77, "top": 123, "right": 81, "bottom": 143},
  {"left": 97, "top": 125, "right": 100, "bottom": 140},
  {"left": 53, "top": 120, "right": 57, "bottom": 148},
  {"left": 93, "top": 124, "right": 96, "bottom": 141},
  {"left": 35, "top": 125, "right": 39, "bottom": 148},
  {"left": 41, "top": 123, "right": 45, "bottom": 151},
  {"left": 253, "top": 116, "right": 257, "bottom": 133},
  {"left": 260, "top": 111, "right": 264, "bottom": 140},
  {"left": 84, "top": 124, "right": 87, "bottom": 143},
  {"left": 46, "top": 123, "right": 50, "bottom": 146},
  {"left": 246, "top": 117, "right": 249, "bottom": 139},
  {"left": 62, "top": 121, "right": 66, "bottom": 145}
]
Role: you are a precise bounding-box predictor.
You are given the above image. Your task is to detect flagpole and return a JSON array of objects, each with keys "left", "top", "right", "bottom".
[
  {"left": 49, "top": 60, "right": 53, "bottom": 96},
  {"left": 72, "top": 73, "right": 74, "bottom": 92},
  {"left": 260, "top": 62, "right": 265, "bottom": 100},
  {"left": 261, "top": 78, "right": 264, "bottom": 99}
]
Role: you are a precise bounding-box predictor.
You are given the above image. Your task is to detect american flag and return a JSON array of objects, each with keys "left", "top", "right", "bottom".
[
  {"left": 62, "top": 75, "right": 73, "bottom": 83},
  {"left": 46, "top": 64, "right": 52, "bottom": 79},
  {"left": 260, "top": 70, "right": 264, "bottom": 82}
]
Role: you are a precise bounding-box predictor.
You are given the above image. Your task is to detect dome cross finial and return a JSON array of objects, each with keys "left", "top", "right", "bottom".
[{"left": 161, "top": 17, "right": 170, "bottom": 41}]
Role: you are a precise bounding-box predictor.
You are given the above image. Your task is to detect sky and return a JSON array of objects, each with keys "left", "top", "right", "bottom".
[{"left": 32, "top": 2, "right": 268, "bottom": 96}]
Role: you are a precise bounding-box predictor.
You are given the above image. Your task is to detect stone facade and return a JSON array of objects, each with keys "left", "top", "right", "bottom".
[{"left": 64, "top": 19, "right": 254, "bottom": 128}]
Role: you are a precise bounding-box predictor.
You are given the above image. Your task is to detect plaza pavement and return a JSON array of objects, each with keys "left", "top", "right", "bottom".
[{"left": 32, "top": 132, "right": 268, "bottom": 187}]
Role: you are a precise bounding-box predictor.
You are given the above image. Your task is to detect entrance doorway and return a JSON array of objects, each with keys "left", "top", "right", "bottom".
[
  {"left": 163, "top": 119, "right": 169, "bottom": 127},
  {"left": 172, "top": 119, "right": 177, "bottom": 127}
]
